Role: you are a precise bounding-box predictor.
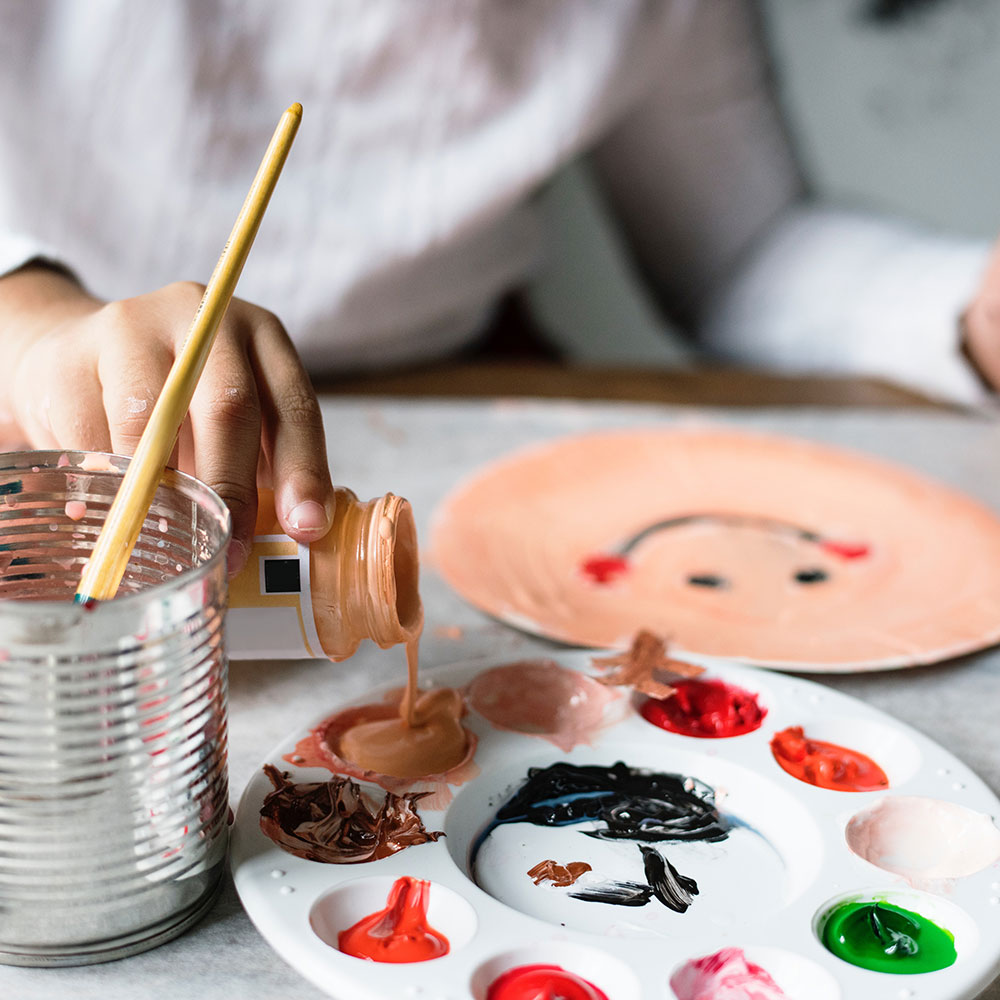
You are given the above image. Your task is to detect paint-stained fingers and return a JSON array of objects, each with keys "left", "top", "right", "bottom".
[
  {"left": 250, "top": 316, "right": 334, "bottom": 544},
  {"left": 98, "top": 339, "right": 175, "bottom": 459},
  {"left": 187, "top": 325, "right": 262, "bottom": 576}
]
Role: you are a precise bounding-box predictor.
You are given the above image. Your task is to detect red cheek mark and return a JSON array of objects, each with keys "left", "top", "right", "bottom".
[
  {"left": 580, "top": 554, "right": 629, "bottom": 584},
  {"left": 337, "top": 877, "right": 449, "bottom": 963},
  {"left": 770, "top": 725, "right": 888, "bottom": 792},
  {"left": 820, "top": 540, "right": 870, "bottom": 560},
  {"left": 640, "top": 678, "right": 767, "bottom": 738},
  {"left": 487, "top": 964, "right": 610, "bottom": 1000}
]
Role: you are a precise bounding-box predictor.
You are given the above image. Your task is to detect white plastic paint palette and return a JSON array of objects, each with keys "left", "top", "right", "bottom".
[{"left": 231, "top": 653, "right": 1000, "bottom": 999}]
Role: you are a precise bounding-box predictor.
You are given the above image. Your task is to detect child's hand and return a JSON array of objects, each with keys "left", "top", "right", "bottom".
[{"left": 0, "top": 265, "right": 334, "bottom": 576}]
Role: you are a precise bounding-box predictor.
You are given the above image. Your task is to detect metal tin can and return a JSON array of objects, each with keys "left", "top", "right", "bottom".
[{"left": 0, "top": 451, "right": 231, "bottom": 966}]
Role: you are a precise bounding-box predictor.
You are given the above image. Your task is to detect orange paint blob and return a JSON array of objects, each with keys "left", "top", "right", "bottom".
[
  {"left": 770, "top": 725, "right": 888, "bottom": 791},
  {"left": 337, "top": 877, "right": 449, "bottom": 964}
]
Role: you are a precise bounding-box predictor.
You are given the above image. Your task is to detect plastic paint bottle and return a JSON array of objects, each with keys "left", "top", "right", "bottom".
[{"left": 227, "top": 487, "right": 422, "bottom": 659}]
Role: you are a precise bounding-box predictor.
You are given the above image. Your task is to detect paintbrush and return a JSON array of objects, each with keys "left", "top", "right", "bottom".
[{"left": 75, "top": 102, "right": 302, "bottom": 603}]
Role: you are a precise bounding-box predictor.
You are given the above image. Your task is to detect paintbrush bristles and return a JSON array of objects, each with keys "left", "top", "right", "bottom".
[{"left": 76, "top": 103, "right": 302, "bottom": 602}]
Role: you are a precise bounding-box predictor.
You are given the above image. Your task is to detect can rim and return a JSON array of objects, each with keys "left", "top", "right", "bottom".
[{"left": 0, "top": 449, "right": 232, "bottom": 618}]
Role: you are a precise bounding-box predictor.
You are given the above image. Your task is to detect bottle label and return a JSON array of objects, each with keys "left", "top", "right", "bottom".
[{"left": 227, "top": 532, "right": 324, "bottom": 659}]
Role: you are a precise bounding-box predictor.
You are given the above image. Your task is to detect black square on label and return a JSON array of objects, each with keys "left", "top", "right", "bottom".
[{"left": 263, "top": 557, "right": 301, "bottom": 594}]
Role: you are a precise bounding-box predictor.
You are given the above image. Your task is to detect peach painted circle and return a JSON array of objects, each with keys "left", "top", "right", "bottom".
[{"left": 430, "top": 427, "right": 1000, "bottom": 670}]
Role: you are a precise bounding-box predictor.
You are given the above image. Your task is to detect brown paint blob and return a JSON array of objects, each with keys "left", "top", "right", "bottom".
[
  {"left": 258, "top": 764, "right": 443, "bottom": 863},
  {"left": 526, "top": 859, "right": 592, "bottom": 887},
  {"left": 465, "top": 659, "right": 619, "bottom": 751},
  {"left": 770, "top": 726, "right": 889, "bottom": 792}
]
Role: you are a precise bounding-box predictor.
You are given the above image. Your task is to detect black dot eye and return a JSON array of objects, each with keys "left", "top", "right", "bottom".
[
  {"left": 794, "top": 568, "right": 829, "bottom": 584},
  {"left": 687, "top": 574, "right": 728, "bottom": 589}
]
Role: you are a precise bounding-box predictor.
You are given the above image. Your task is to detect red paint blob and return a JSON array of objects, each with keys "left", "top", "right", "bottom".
[
  {"left": 337, "top": 876, "right": 449, "bottom": 964},
  {"left": 820, "top": 539, "right": 870, "bottom": 560},
  {"left": 580, "top": 554, "right": 629, "bottom": 584},
  {"left": 487, "top": 964, "right": 610, "bottom": 1000},
  {"left": 640, "top": 678, "right": 766, "bottom": 738},
  {"left": 770, "top": 725, "right": 889, "bottom": 791}
]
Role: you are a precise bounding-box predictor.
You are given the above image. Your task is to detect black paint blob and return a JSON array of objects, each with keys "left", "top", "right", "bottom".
[
  {"left": 794, "top": 568, "right": 829, "bottom": 584},
  {"left": 473, "top": 762, "right": 727, "bottom": 915}
]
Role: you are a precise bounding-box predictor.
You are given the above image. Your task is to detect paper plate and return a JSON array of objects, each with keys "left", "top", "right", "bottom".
[
  {"left": 231, "top": 652, "right": 1000, "bottom": 1000},
  {"left": 428, "top": 426, "right": 1000, "bottom": 671}
]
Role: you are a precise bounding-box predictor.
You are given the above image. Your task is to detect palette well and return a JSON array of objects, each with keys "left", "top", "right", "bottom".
[
  {"left": 231, "top": 652, "right": 1000, "bottom": 999},
  {"left": 428, "top": 427, "right": 1000, "bottom": 670}
]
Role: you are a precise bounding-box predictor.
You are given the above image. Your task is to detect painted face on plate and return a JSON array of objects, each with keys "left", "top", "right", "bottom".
[
  {"left": 583, "top": 514, "right": 871, "bottom": 626},
  {"left": 431, "top": 427, "right": 1000, "bottom": 668}
]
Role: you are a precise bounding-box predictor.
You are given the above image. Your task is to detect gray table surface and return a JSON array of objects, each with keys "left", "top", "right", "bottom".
[{"left": 5, "top": 398, "right": 1000, "bottom": 1000}]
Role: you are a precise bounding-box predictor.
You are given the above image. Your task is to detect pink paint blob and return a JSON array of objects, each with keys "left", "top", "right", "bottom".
[
  {"left": 64, "top": 500, "right": 87, "bottom": 521},
  {"left": 641, "top": 677, "right": 766, "bottom": 738},
  {"left": 846, "top": 795, "right": 1000, "bottom": 882},
  {"left": 465, "top": 660, "right": 619, "bottom": 752},
  {"left": 670, "top": 948, "right": 787, "bottom": 1000}
]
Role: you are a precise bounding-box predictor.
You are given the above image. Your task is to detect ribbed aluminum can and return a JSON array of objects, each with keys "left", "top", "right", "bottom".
[{"left": 0, "top": 451, "right": 231, "bottom": 966}]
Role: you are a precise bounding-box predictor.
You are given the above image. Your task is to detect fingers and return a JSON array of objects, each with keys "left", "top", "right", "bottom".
[
  {"left": 13, "top": 337, "right": 109, "bottom": 452},
  {"left": 962, "top": 238, "right": 1000, "bottom": 389},
  {"left": 249, "top": 316, "right": 334, "bottom": 544},
  {"left": 188, "top": 325, "right": 263, "bottom": 576},
  {"left": 98, "top": 340, "right": 174, "bottom": 458},
  {"left": 45, "top": 366, "right": 112, "bottom": 453}
]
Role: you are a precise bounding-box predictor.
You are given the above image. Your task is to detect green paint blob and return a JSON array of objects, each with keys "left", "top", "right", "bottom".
[{"left": 820, "top": 900, "right": 957, "bottom": 974}]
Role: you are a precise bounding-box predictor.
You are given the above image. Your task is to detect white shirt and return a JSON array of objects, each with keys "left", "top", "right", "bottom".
[{"left": 0, "top": 0, "right": 989, "bottom": 401}]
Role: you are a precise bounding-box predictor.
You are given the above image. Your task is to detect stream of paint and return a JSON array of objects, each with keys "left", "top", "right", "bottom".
[
  {"left": 337, "top": 876, "right": 449, "bottom": 963},
  {"left": 486, "top": 964, "right": 610, "bottom": 1000},
  {"left": 641, "top": 678, "right": 766, "bottom": 738},
  {"left": 770, "top": 726, "right": 888, "bottom": 791},
  {"left": 334, "top": 642, "right": 470, "bottom": 778},
  {"left": 820, "top": 900, "right": 956, "bottom": 973}
]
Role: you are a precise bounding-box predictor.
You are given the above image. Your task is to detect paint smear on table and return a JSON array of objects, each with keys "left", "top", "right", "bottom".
[
  {"left": 670, "top": 947, "right": 787, "bottom": 999},
  {"left": 820, "top": 900, "right": 956, "bottom": 973},
  {"left": 846, "top": 796, "right": 1000, "bottom": 882},
  {"left": 770, "top": 726, "right": 888, "bottom": 791},
  {"left": 258, "top": 765, "right": 442, "bottom": 863},
  {"left": 487, "top": 963, "right": 610, "bottom": 1000},
  {"left": 430, "top": 426, "right": 1000, "bottom": 669},
  {"left": 466, "top": 659, "right": 619, "bottom": 751},
  {"left": 641, "top": 677, "right": 766, "bottom": 738},
  {"left": 337, "top": 876, "right": 449, "bottom": 963}
]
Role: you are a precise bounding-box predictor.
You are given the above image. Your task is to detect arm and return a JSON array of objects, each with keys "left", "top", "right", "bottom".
[
  {"left": 589, "top": 0, "right": 991, "bottom": 403},
  {"left": 0, "top": 262, "right": 336, "bottom": 574}
]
